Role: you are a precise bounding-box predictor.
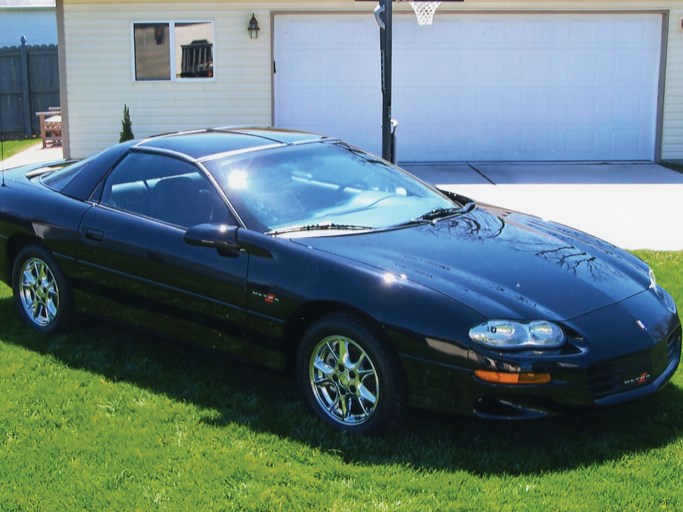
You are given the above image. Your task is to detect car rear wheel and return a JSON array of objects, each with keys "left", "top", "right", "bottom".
[
  {"left": 297, "top": 313, "right": 406, "bottom": 434},
  {"left": 12, "top": 245, "right": 72, "bottom": 334}
]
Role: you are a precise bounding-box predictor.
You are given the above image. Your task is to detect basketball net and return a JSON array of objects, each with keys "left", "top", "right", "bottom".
[{"left": 408, "top": 1, "right": 441, "bottom": 26}]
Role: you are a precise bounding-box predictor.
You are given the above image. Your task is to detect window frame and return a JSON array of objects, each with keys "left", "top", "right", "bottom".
[{"left": 131, "top": 20, "right": 215, "bottom": 82}]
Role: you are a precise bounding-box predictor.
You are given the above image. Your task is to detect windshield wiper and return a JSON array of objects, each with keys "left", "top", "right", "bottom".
[
  {"left": 414, "top": 202, "right": 475, "bottom": 223},
  {"left": 266, "top": 222, "right": 373, "bottom": 236}
]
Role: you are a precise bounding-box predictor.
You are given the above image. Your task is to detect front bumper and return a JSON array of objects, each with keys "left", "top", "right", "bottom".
[
  {"left": 471, "top": 324, "right": 681, "bottom": 419},
  {"left": 589, "top": 325, "right": 681, "bottom": 406},
  {"left": 401, "top": 292, "right": 681, "bottom": 420}
]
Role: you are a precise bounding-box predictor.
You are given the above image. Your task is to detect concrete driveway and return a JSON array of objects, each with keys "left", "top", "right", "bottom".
[
  {"left": 405, "top": 162, "right": 683, "bottom": 251},
  {"left": 1, "top": 143, "right": 63, "bottom": 168},
  {"left": 2, "top": 143, "right": 681, "bottom": 250}
]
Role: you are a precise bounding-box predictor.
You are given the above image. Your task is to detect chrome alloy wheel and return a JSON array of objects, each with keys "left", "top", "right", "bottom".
[
  {"left": 18, "top": 257, "right": 60, "bottom": 327},
  {"left": 309, "top": 335, "right": 380, "bottom": 426}
]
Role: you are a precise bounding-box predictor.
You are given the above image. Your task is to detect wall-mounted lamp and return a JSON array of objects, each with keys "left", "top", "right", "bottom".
[{"left": 248, "top": 13, "right": 260, "bottom": 39}]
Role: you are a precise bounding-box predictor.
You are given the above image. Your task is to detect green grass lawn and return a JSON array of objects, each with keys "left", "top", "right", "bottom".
[
  {"left": 0, "top": 138, "right": 40, "bottom": 161},
  {"left": 0, "top": 251, "right": 681, "bottom": 511}
]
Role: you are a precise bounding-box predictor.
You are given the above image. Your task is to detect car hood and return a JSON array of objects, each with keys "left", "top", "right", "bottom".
[{"left": 293, "top": 205, "right": 650, "bottom": 320}]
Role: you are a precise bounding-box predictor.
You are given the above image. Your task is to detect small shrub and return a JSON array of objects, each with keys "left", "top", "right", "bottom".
[{"left": 119, "top": 104, "right": 134, "bottom": 143}]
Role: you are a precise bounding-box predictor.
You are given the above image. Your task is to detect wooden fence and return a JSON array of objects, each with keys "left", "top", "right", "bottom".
[{"left": 0, "top": 38, "right": 59, "bottom": 139}]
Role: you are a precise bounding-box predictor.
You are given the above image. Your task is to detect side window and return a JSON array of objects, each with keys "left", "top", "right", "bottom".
[{"left": 101, "top": 153, "right": 234, "bottom": 227}]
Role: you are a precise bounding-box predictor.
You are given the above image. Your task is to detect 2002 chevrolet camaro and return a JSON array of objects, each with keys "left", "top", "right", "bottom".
[{"left": 0, "top": 128, "right": 680, "bottom": 433}]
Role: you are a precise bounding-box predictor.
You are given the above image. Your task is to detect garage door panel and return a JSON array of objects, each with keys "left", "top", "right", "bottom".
[
  {"left": 320, "top": 86, "right": 377, "bottom": 119},
  {"left": 567, "top": 92, "right": 600, "bottom": 121},
  {"left": 611, "top": 130, "right": 640, "bottom": 154},
  {"left": 274, "top": 14, "right": 380, "bottom": 150},
  {"left": 275, "top": 12, "right": 661, "bottom": 161},
  {"left": 615, "top": 17, "right": 661, "bottom": 45},
  {"left": 523, "top": 19, "right": 562, "bottom": 44},
  {"left": 318, "top": 52, "right": 376, "bottom": 86},
  {"left": 279, "top": 50, "right": 322, "bottom": 81},
  {"left": 614, "top": 53, "right": 658, "bottom": 86},
  {"left": 565, "top": 129, "right": 594, "bottom": 155},
  {"left": 520, "top": 128, "right": 550, "bottom": 157}
]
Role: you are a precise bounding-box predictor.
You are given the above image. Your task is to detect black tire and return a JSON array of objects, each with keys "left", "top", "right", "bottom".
[
  {"left": 11, "top": 244, "right": 72, "bottom": 334},
  {"left": 296, "top": 312, "right": 406, "bottom": 434}
]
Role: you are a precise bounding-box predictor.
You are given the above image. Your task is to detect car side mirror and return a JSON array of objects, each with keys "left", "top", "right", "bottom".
[{"left": 184, "top": 223, "right": 240, "bottom": 250}]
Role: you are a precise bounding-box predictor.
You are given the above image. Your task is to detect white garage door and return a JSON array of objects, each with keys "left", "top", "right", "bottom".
[{"left": 274, "top": 13, "right": 662, "bottom": 162}]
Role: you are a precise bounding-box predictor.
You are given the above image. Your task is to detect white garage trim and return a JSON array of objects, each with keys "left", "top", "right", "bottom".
[{"left": 274, "top": 11, "right": 665, "bottom": 162}]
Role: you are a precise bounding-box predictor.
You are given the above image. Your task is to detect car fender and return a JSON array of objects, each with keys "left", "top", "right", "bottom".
[
  {"left": 0, "top": 179, "right": 91, "bottom": 283},
  {"left": 236, "top": 229, "right": 485, "bottom": 366}
]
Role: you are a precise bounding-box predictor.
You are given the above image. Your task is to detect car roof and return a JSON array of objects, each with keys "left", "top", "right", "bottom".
[
  {"left": 137, "top": 127, "right": 328, "bottom": 160},
  {"left": 52, "top": 127, "right": 330, "bottom": 202}
]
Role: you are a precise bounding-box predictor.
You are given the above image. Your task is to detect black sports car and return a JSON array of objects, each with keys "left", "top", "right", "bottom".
[{"left": 0, "top": 128, "right": 680, "bottom": 433}]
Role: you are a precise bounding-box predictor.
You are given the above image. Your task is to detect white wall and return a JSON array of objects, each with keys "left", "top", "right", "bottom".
[
  {"left": 61, "top": 0, "right": 683, "bottom": 161},
  {"left": 63, "top": 3, "right": 268, "bottom": 156}
]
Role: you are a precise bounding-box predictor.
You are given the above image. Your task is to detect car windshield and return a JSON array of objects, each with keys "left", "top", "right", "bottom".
[{"left": 204, "top": 141, "right": 457, "bottom": 234}]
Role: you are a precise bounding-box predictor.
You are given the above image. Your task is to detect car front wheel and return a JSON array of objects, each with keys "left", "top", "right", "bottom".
[
  {"left": 12, "top": 245, "right": 72, "bottom": 334},
  {"left": 297, "top": 313, "right": 406, "bottom": 434}
]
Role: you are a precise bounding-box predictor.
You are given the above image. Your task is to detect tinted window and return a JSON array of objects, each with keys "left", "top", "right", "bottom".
[
  {"left": 41, "top": 142, "right": 134, "bottom": 200},
  {"left": 101, "top": 152, "right": 233, "bottom": 227},
  {"left": 40, "top": 158, "right": 91, "bottom": 191}
]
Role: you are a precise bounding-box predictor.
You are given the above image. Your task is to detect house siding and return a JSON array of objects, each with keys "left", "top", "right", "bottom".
[
  {"left": 662, "top": 6, "right": 683, "bottom": 160},
  {"left": 61, "top": 0, "right": 683, "bottom": 160},
  {"left": 63, "top": 2, "right": 281, "bottom": 156}
]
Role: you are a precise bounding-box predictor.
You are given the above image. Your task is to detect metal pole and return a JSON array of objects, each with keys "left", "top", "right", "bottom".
[{"left": 376, "top": 0, "right": 393, "bottom": 163}]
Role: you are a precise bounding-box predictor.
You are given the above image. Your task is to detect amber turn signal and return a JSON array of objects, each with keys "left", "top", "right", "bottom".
[{"left": 474, "top": 370, "right": 551, "bottom": 385}]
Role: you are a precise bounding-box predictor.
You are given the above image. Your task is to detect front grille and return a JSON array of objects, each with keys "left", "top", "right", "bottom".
[
  {"left": 587, "top": 364, "right": 621, "bottom": 399},
  {"left": 587, "top": 328, "right": 680, "bottom": 401}
]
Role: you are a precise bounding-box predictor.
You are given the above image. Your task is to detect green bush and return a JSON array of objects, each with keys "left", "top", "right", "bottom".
[{"left": 119, "top": 104, "right": 134, "bottom": 143}]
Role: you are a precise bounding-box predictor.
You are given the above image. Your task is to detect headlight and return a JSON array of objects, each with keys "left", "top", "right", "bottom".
[
  {"left": 469, "top": 320, "right": 565, "bottom": 350},
  {"left": 649, "top": 269, "right": 677, "bottom": 315}
]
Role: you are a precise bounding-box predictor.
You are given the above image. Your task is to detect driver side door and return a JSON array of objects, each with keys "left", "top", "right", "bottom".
[{"left": 77, "top": 150, "right": 251, "bottom": 358}]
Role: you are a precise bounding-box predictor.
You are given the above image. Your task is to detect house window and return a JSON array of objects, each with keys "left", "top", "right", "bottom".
[{"left": 133, "top": 21, "right": 214, "bottom": 81}]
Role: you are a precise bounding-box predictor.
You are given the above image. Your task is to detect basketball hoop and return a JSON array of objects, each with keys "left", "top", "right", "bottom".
[{"left": 405, "top": 1, "right": 441, "bottom": 26}]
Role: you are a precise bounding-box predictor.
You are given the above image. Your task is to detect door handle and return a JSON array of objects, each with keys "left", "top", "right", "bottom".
[{"left": 84, "top": 227, "right": 104, "bottom": 242}]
